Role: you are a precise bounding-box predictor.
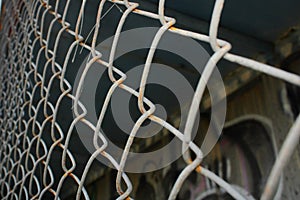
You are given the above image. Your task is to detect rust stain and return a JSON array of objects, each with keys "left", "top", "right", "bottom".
[
  {"left": 195, "top": 165, "right": 202, "bottom": 173},
  {"left": 169, "top": 26, "right": 178, "bottom": 31}
]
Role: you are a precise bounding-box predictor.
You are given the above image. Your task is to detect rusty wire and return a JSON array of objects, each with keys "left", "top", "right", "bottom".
[{"left": 0, "top": 0, "right": 300, "bottom": 200}]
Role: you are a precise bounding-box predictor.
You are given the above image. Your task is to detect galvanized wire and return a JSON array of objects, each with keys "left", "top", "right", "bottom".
[{"left": 0, "top": 0, "right": 299, "bottom": 200}]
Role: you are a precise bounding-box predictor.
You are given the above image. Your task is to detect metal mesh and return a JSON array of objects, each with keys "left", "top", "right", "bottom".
[{"left": 0, "top": 0, "right": 300, "bottom": 199}]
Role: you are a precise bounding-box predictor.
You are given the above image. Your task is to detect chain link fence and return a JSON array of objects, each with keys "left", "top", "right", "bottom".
[{"left": 0, "top": 0, "right": 300, "bottom": 199}]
